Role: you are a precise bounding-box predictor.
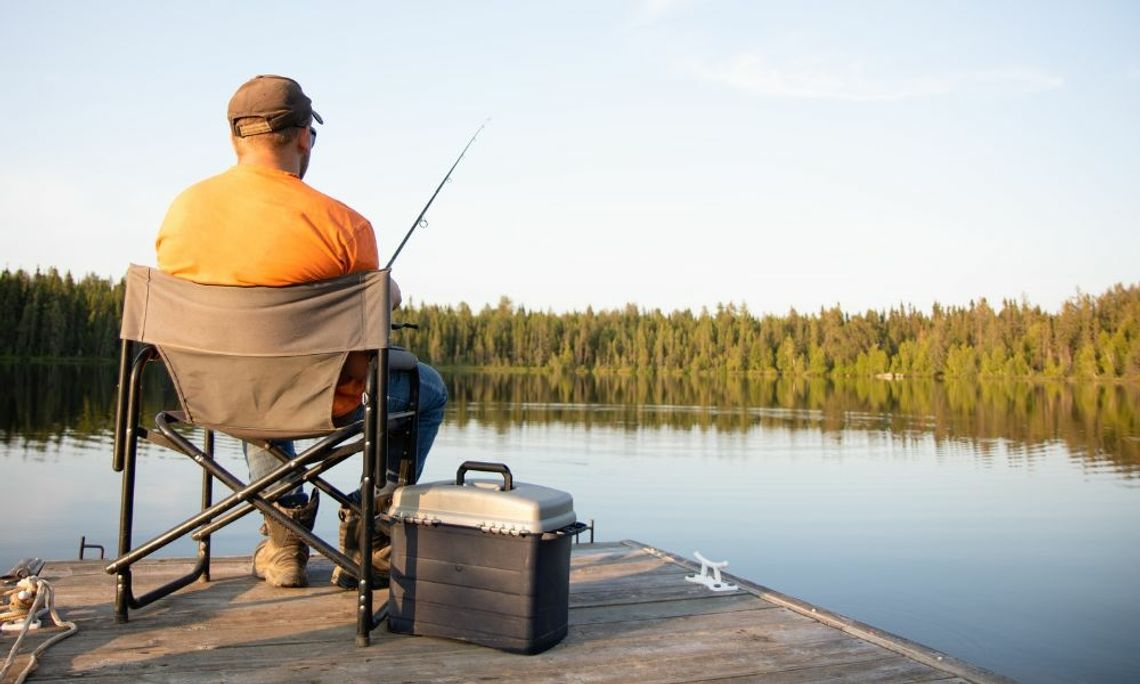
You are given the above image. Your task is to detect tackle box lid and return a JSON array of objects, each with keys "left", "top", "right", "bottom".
[{"left": 388, "top": 461, "right": 576, "bottom": 535}]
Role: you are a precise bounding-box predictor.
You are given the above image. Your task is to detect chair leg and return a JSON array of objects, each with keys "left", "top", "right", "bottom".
[
  {"left": 112, "top": 343, "right": 147, "bottom": 623},
  {"left": 198, "top": 430, "right": 214, "bottom": 583},
  {"left": 111, "top": 341, "right": 132, "bottom": 474},
  {"left": 357, "top": 352, "right": 382, "bottom": 646},
  {"left": 110, "top": 346, "right": 210, "bottom": 619}
]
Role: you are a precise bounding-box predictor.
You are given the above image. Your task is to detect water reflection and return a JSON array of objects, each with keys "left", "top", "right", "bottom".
[
  {"left": 1, "top": 363, "right": 1137, "bottom": 473},
  {"left": 0, "top": 362, "right": 171, "bottom": 446},
  {"left": 2, "top": 363, "right": 1139, "bottom": 683},
  {"left": 447, "top": 372, "right": 1140, "bottom": 473}
]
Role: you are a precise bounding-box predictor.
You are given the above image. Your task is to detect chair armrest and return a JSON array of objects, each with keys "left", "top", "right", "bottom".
[{"left": 389, "top": 348, "right": 418, "bottom": 371}]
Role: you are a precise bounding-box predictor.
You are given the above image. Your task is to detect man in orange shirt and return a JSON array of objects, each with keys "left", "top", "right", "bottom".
[{"left": 157, "top": 75, "right": 447, "bottom": 588}]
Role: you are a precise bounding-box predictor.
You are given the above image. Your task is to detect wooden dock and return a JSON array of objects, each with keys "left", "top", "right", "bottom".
[{"left": 3, "top": 541, "right": 1011, "bottom": 683}]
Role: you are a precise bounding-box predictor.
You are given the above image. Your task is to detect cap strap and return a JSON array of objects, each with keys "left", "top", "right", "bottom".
[{"left": 234, "top": 119, "right": 273, "bottom": 137}]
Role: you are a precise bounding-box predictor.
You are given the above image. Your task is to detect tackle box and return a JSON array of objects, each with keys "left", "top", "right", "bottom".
[{"left": 385, "top": 461, "right": 584, "bottom": 654}]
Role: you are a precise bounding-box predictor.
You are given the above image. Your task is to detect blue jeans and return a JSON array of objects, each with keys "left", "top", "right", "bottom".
[{"left": 243, "top": 362, "right": 447, "bottom": 507}]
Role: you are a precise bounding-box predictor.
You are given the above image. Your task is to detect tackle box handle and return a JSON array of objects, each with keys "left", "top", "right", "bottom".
[{"left": 456, "top": 461, "right": 514, "bottom": 491}]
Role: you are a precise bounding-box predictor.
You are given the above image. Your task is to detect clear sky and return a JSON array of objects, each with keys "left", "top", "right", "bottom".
[{"left": 2, "top": 1, "right": 1137, "bottom": 315}]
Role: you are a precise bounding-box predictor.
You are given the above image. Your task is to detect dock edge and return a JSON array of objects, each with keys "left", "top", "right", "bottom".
[{"left": 621, "top": 539, "right": 1018, "bottom": 684}]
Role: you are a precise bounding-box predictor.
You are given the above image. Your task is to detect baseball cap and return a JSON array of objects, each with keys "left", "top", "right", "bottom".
[{"left": 227, "top": 75, "right": 324, "bottom": 137}]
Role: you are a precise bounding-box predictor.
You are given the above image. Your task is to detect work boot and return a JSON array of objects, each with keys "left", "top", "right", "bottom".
[
  {"left": 331, "top": 504, "right": 391, "bottom": 590},
  {"left": 252, "top": 491, "right": 319, "bottom": 588}
]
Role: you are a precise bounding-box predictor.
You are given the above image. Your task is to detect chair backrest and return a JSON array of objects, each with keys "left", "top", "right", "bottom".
[{"left": 120, "top": 264, "right": 392, "bottom": 440}]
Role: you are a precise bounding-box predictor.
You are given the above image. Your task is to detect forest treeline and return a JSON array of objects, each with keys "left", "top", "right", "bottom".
[
  {"left": 0, "top": 268, "right": 124, "bottom": 359},
  {"left": 2, "top": 267, "right": 1139, "bottom": 380}
]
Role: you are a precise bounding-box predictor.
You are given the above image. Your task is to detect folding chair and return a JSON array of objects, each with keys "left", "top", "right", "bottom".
[{"left": 105, "top": 264, "right": 419, "bottom": 646}]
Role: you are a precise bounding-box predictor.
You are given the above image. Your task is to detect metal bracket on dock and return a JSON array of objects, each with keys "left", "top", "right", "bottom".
[
  {"left": 685, "top": 551, "right": 738, "bottom": 592},
  {"left": 78, "top": 536, "right": 105, "bottom": 560}
]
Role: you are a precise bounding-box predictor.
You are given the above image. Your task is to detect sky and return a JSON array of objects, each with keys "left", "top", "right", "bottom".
[{"left": 2, "top": 1, "right": 1137, "bottom": 316}]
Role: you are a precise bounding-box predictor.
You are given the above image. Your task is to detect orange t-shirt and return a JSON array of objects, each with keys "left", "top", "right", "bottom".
[{"left": 156, "top": 163, "right": 378, "bottom": 417}]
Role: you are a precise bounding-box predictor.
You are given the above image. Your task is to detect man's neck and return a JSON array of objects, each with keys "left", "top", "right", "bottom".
[{"left": 234, "top": 149, "right": 301, "bottom": 176}]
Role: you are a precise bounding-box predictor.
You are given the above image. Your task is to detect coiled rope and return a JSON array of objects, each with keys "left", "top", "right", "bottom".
[{"left": 1, "top": 576, "right": 78, "bottom": 684}]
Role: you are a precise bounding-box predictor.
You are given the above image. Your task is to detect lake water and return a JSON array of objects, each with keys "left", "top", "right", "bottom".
[{"left": 2, "top": 364, "right": 1138, "bottom": 683}]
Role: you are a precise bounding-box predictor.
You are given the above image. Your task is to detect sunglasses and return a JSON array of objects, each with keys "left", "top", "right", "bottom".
[{"left": 297, "top": 125, "right": 317, "bottom": 147}]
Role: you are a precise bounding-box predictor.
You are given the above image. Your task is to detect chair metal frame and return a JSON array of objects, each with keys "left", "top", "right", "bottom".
[{"left": 106, "top": 274, "right": 420, "bottom": 647}]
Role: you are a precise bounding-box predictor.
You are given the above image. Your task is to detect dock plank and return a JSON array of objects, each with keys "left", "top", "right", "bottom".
[{"left": 2, "top": 541, "right": 1010, "bottom": 684}]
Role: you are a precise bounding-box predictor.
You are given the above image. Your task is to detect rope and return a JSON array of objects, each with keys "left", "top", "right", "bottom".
[{"left": 1, "top": 577, "right": 78, "bottom": 684}]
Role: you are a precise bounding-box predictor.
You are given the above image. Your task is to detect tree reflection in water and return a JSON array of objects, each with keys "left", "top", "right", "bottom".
[
  {"left": 2, "top": 363, "right": 1136, "bottom": 473},
  {"left": 446, "top": 373, "right": 1139, "bottom": 473}
]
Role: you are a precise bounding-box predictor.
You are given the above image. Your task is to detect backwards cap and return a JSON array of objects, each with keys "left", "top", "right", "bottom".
[{"left": 227, "top": 75, "right": 323, "bottom": 137}]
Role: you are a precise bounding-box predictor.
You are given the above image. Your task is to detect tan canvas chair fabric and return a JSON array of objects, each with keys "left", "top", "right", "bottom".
[{"left": 120, "top": 264, "right": 392, "bottom": 440}]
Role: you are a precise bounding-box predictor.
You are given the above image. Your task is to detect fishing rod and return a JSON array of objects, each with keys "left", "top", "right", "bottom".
[{"left": 385, "top": 119, "right": 488, "bottom": 269}]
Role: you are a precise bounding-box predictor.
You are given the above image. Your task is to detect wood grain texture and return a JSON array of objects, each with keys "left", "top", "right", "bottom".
[{"left": 1, "top": 542, "right": 1008, "bottom": 684}]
